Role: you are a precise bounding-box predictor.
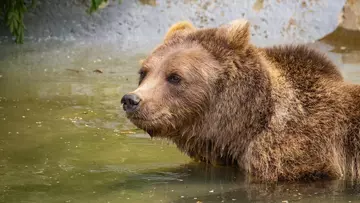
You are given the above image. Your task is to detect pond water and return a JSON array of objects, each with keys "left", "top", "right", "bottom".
[{"left": 1, "top": 28, "right": 360, "bottom": 203}]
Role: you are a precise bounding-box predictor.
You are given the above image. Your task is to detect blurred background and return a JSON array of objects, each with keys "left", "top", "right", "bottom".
[
  {"left": 1, "top": 0, "right": 359, "bottom": 51},
  {"left": 0, "top": 1, "right": 360, "bottom": 203}
]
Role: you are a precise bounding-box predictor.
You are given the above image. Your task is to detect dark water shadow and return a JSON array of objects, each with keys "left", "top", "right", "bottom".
[
  {"left": 172, "top": 180, "right": 360, "bottom": 203},
  {"left": 108, "top": 161, "right": 243, "bottom": 190},
  {"left": 106, "top": 162, "right": 360, "bottom": 203}
]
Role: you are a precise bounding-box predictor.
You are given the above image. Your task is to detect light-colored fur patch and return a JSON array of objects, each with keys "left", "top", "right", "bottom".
[{"left": 164, "top": 21, "right": 196, "bottom": 42}]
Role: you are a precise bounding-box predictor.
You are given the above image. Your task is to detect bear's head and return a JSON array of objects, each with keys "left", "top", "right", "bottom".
[{"left": 121, "top": 19, "right": 272, "bottom": 162}]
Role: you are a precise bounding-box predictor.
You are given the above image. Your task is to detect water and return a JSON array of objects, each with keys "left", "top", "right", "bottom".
[{"left": 1, "top": 30, "right": 360, "bottom": 203}]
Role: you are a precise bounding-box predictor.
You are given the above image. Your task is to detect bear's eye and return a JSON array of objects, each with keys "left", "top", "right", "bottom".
[
  {"left": 138, "top": 70, "right": 147, "bottom": 84},
  {"left": 167, "top": 73, "right": 182, "bottom": 84}
]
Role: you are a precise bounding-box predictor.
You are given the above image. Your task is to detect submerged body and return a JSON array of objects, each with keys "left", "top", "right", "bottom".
[{"left": 121, "top": 19, "right": 360, "bottom": 182}]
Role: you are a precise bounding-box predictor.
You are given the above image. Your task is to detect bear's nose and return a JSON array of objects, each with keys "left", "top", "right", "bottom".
[{"left": 121, "top": 93, "right": 141, "bottom": 113}]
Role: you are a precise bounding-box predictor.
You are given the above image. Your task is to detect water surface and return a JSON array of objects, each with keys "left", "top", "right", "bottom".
[{"left": 1, "top": 33, "right": 360, "bottom": 203}]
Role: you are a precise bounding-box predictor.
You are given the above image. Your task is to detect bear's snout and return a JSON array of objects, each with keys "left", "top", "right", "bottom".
[{"left": 121, "top": 93, "right": 141, "bottom": 113}]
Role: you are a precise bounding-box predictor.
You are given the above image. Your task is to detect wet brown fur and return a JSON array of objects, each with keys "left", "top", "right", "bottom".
[{"left": 123, "top": 19, "right": 360, "bottom": 182}]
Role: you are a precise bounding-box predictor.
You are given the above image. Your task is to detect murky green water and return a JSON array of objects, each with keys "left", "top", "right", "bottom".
[{"left": 1, "top": 31, "right": 360, "bottom": 203}]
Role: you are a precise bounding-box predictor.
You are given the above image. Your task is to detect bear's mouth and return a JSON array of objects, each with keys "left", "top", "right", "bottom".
[
  {"left": 127, "top": 113, "right": 169, "bottom": 124},
  {"left": 127, "top": 115, "right": 169, "bottom": 137},
  {"left": 128, "top": 115, "right": 163, "bottom": 123}
]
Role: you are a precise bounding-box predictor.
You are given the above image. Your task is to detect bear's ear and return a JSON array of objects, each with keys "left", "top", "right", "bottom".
[
  {"left": 218, "top": 19, "right": 251, "bottom": 49},
  {"left": 164, "top": 21, "right": 196, "bottom": 42}
]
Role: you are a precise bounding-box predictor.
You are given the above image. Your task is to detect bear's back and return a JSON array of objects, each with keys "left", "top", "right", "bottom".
[
  {"left": 263, "top": 45, "right": 343, "bottom": 90},
  {"left": 263, "top": 44, "right": 346, "bottom": 118}
]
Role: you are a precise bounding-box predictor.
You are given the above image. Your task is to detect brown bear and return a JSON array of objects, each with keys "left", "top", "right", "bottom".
[{"left": 121, "top": 19, "right": 360, "bottom": 182}]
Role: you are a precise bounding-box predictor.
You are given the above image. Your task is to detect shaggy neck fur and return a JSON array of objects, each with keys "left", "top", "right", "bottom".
[{"left": 172, "top": 46, "right": 279, "bottom": 166}]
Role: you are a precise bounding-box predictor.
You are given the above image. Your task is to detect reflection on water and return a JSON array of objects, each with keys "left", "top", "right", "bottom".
[{"left": 1, "top": 32, "right": 360, "bottom": 202}]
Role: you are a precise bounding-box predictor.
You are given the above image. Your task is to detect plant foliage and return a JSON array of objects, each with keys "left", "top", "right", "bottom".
[
  {"left": 0, "top": 0, "right": 120, "bottom": 44},
  {"left": 0, "top": 0, "right": 36, "bottom": 43},
  {"left": 88, "top": 0, "right": 108, "bottom": 14}
]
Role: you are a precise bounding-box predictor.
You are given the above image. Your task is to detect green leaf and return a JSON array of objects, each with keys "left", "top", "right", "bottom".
[
  {"left": 15, "top": 24, "right": 22, "bottom": 36},
  {"left": 88, "top": 0, "right": 107, "bottom": 14},
  {"left": 7, "top": 11, "right": 16, "bottom": 21},
  {"left": 9, "top": 21, "right": 14, "bottom": 33},
  {"left": 19, "top": 29, "right": 24, "bottom": 43},
  {"left": 13, "top": 18, "right": 18, "bottom": 29}
]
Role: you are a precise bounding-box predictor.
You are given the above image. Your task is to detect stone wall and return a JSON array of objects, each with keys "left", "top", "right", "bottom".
[
  {"left": 339, "top": 0, "right": 360, "bottom": 31},
  {"left": 0, "top": 0, "right": 356, "bottom": 54}
]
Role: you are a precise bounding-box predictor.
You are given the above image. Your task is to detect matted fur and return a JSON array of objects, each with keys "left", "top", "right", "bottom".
[{"left": 122, "top": 19, "right": 360, "bottom": 182}]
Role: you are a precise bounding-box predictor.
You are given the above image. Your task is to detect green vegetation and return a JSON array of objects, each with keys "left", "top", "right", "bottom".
[
  {"left": 88, "top": 0, "right": 111, "bottom": 14},
  {"left": 0, "top": 0, "right": 36, "bottom": 43},
  {"left": 0, "top": 0, "right": 115, "bottom": 44}
]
